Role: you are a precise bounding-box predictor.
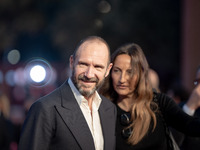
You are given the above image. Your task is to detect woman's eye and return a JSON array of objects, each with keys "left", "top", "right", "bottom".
[
  {"left": 113, "top": 69, "right": 119, "bottom": 73},
  {"left": 127, "top": 70, "right": 132, "bottom": 74}
]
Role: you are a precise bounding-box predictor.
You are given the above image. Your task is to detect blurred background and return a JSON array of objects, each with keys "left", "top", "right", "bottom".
[{"left": 0, "top": 0, "right": 200, "bottom": 149}]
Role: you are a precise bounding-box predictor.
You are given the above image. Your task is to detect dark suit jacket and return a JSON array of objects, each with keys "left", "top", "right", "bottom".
[{"left": 19, "top": 80, "right": 116, "bottom": 150}]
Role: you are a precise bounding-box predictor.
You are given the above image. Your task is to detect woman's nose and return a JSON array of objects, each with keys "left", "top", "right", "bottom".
[{"left": 119, "top": 73, "right": 126, "bottom": 83}]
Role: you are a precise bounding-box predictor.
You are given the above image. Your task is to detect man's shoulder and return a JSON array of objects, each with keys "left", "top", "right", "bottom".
[
  {"left": 30, "top": 88, "right": 60, "bottom": 110},
  {"left": 34, "top": 81, "right": 70, "bottom": 105}
]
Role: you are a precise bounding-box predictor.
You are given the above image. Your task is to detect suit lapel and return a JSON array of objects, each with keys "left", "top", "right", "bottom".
[
  {"left": 55, "top": 81, "right": 95, "bottom": 150},
  {"left": 99, "top": 97, "right": 116, "bottom": 150}
]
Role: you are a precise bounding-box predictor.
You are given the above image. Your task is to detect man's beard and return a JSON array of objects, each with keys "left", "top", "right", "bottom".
[{"left": 71, "top": 69, "right": 105, "bottom": 98}]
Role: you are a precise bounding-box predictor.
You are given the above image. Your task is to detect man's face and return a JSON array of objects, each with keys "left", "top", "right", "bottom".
[
  {"left": 70, "top": 40, "right": 112, "bottom": 99},
  {"left": 194, "top": 69, "right": 200, "bottom": 86}
]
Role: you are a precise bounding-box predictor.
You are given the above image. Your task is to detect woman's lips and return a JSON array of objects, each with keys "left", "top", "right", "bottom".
[{"left": 117, "top": 85, "right": 128, "bottom": 89}]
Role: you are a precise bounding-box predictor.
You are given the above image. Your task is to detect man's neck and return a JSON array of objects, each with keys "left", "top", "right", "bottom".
[{"left": 84, "top": 95, "right": 94, "bottom": 112}]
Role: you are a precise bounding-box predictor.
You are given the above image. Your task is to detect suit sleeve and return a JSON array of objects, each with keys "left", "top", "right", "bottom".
[{"left": 19, "top": 100, "right": 54, "bottom": 150}]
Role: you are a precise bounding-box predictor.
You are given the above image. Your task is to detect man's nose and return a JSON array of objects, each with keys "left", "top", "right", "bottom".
[{"left": 85, "top": 66, "right": 95, "bottom": 78}]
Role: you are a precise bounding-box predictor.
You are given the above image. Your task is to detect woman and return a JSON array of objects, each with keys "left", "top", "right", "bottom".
[{"left": 99, "top": 43, "right": 200, "bottom": 150}]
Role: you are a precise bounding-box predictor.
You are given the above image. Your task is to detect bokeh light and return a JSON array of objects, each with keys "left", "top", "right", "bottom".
[
  {"left": 24, "top": 58, "right": 54, "bottom": 86},
  {"left": 7, "top": 49, "right": 21, "bottom": 65},
  {"left": 0, "top": 70, "right": 3, "bottom": 84},
  {"left": 5, "top": 70, "right": 15, "bottom": 86},
  {"left": 14, "top": 67, "right": 26, "bottom": 86},
  {"left": 30, "top": 65, "right": 46, "bottom": 83},
  {"left": 98, "top": 0, "right": 111, "bottom": 14}
]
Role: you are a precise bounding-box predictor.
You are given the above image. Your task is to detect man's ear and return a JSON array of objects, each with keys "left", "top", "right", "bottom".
[
  {"left": 105, "top": 63, "right": 113, "bottom": 77},
  {"left": 69, "top": 55, "right": 74, "bottom": 70}
]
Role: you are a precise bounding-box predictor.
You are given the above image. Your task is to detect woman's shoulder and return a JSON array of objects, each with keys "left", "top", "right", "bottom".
[
  {"left": 153, "top": 91, "right": 183, "bottom": 119},
  {"left": 153, "top": 91, "right": 167, "bottom": 102},
  {"left": 153, "top": 91, "right": 176, "bottom": 109}
]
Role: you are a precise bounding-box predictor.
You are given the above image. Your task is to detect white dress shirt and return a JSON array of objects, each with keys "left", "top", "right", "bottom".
[{"left": 68, "top": 78, "right": 104, "bottom": 150}]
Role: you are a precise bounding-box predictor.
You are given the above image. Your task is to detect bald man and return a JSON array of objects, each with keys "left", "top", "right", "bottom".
[{"left": 19, "top": 36, "right": 116, "bottom": 150}]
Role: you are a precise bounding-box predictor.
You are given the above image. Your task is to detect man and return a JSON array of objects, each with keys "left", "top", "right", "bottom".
[
  {"left": 19, "top": 36, "right": 116, "bottom": 150},
  {"left": 180, "top": 65, "right": 200, "bottom": 150},
  {"left": 148, "top": 68, "right": 160, "bottom": 92},
  {"left": 169, "top": 65, "right": 200, "bottom": 149},
  {"left": 183, "top": 65, "right": 200, "bottom": 116}
]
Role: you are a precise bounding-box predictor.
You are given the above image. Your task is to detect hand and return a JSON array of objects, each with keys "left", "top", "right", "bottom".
[{"left": 186, "top": 84, "right": 200, "bottom": 110}]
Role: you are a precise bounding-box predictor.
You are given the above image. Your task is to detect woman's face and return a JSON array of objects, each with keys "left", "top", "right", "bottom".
[{"left": 111, "top": 54, "right": 138, "bottom": 97}]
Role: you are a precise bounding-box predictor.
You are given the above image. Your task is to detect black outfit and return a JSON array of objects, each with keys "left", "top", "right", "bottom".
[
  {"left": 116, "top": 92, "right": 200, "bottom": 150},
  {"left": 171, "top": 104, "right": 200, "bottom": 150},
  {"left": 180, "top": 107, "right": 200, "bottom": 150}
]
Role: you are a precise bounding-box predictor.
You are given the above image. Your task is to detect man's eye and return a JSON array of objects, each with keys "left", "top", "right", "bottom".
[
  {"left": 79, "top": 63, "right": 87, "bottom": 67},
  {"left": 95, "top": 66, "right": 103, "bottom": 69}
]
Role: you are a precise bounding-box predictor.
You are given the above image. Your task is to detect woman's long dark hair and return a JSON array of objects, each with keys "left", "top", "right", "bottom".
[{"left": 99, "top": 43, "right": 158, "bottom": 145}]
